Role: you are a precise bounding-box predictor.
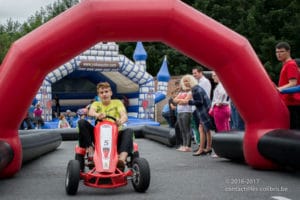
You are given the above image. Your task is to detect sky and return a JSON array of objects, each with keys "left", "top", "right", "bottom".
[{"left": 0, "top": 0, "right": 59, "bottom": 24}]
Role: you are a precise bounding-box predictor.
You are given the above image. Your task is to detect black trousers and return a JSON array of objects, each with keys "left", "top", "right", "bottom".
[
  {"left": 174, "top": 121, "right": 182, "bottom": 147},
  {"left": 78, "top": 119, "right": 133, "bottom": 154}
]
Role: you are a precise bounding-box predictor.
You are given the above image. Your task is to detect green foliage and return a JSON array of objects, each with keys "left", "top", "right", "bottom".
[
  {"left": 187, "top": 0, "right": 300, "bottom": 83},
  {"left": 0, "top": 0, "right": 79, "bottom": 63},
  {"left": 0, "top": 20, "right": 22, "bottom": 60}
]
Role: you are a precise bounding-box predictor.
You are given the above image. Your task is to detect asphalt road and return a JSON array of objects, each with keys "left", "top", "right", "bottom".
[{"left": 0, "top": 139, "right": 299, "bottom": 200}]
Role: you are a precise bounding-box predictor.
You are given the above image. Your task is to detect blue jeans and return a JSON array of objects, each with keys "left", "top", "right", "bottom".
[
  {"left": 162, "top": 111, "right": 175, "bottom": 128},
  {"left": 230, "top": 102, "right": 244, "bottom": 131}
]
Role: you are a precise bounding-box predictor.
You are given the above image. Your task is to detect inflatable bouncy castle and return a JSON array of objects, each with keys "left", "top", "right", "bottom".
[{"left": 35, "top": 42, "right": 169, "bottom": 123}]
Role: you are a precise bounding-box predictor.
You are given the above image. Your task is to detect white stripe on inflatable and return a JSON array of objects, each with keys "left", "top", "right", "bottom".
[
  {"left": 129, "top": 98, "right": 139, "bottom": 106},
  {"left": 127, "top": 113, "right": 138, "bottom": 118},
  {"left": 58, "top": 99, "right": 92, "bottom": 106},
  {"left": 82, "top": 50, "right": 119, "bottom": 57}
]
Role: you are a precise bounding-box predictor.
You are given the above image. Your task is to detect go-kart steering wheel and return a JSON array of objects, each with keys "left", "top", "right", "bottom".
[
  {"left": 95, "top": 115, "right": 117, "bottom": 125},
  {"left": 103, "top": 115, "right": 117, "bottom": 122}
]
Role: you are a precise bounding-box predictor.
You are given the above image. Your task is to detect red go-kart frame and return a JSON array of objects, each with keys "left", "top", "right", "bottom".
[{"left": 65, "top": 116, "right": 150, "bottom": 195}]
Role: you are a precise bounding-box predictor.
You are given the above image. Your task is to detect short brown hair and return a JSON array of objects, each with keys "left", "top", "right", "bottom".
[
  {"left": 192, "top": 66, "right": 204, "bottom": 73},
  {"left": 97, "top": 82, "right": 111, "bottom": 91},
  {"left": 275, "top": 42, "right": 291, "bottom": 51}
]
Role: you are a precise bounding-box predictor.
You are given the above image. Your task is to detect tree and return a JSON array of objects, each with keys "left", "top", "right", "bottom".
[
  {"left": 0, "top": 0, "right": 79, "bottom": 63},
  {"left": 0, "top": 20, "right": 23, "bottom": 61},
  {"left": 183, "top": 0, "right": 300, "bottom": 83}
]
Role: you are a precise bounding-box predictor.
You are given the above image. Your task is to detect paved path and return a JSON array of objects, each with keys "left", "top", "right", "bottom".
[{"left": 0, "top": 139, "right": 299, "bottom": 200}]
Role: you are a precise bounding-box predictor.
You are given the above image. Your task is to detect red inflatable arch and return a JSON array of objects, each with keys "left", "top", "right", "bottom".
[{"left": 0, "top": 0, "right": 289, "bottom": 177}]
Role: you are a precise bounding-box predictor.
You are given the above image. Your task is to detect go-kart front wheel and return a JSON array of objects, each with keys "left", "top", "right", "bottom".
[
  {"left": 131, "top": 157, "right": 150, "bottom": 193},
  {"left": 65, "top": 160, "right": 80, "bottom": 195}
]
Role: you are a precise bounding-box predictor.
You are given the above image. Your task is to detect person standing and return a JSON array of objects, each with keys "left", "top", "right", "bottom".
[
  {"left": 173, "top": 77, "right": 193, "bottom": 152},
  {"left": 169, "top": 80, "right": 182, "bottom": 148},
  {"left": 161, "top": 103, "right": 173, "bottom": 127},
  {"left": 209, "top": 71, "right": 231, "bottom": 132},
  {"left": 33, "top": 103, "right": 44, "bottom": 129},
  {"left": 54, "top": 95, "right": 61, "bottom": 117},
  {"left": 192, "top": 66, "right": 212, "bottom": 98},
  {"left": 182, "top": 75, "right": 212, "bottom": 156},
  {"left": 276, "top": 42, "right": 300, "bottom": 129},
  {"left": 192, "top": 66, "right": 212, "bottom": 151},
  {"left": 230, "top": 102, "right": 244, "bottom": 131},
  {"left": 168, "top": 80, "right": 181, "bottom": 128}
]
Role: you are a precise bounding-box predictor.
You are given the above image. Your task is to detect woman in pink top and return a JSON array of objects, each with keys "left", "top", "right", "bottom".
[
  {"left": 33, "top": 104, "right": 44, "bottom": 129},
  {"left": 209, "top": 72, "right": 231, "bottom": 132}
]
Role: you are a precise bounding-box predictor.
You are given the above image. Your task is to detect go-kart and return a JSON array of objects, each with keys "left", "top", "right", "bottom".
[{"left": 65, "top": 116, "right": 150, "bottom": 195}]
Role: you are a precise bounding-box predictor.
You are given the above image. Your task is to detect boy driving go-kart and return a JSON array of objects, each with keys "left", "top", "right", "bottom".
[
  {"left": 65, "top": 82, "right": 150, "bottom": 195},
  {"left": 78, "top": 82, "right": 133, "bottom": 170}
]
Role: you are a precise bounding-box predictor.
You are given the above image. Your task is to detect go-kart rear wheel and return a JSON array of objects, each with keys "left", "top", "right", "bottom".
[
  {"left": 65, "top": 160, "right": 80, "bottom": 195},
  {"left": 131, "top": 157, "right": 150, "bottom": 193}
]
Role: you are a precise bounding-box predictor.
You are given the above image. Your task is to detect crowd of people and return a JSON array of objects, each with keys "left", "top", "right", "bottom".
[
  {"left": 161, "top": 41, "right": 300, "bottom": 157},
  {"left": 161, "top": 66, "right": 236, "bottom": 157},
  {"left": 20, "top": 103, "right": 45, "bottom": 130},
  {"left": 19, "top": 102, "right": 91, "bottom": 130},
  {"left": 56, "top": 107, "right": 94, "bottom": 129}
]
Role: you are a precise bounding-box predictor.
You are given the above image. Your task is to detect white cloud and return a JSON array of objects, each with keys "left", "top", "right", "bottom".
[{"left": 0, "top": 0, "right": 59, "bottom": 24}]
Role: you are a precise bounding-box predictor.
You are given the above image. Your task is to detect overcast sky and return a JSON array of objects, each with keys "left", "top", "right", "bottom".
[{"left": 0, "top": 0, "right": 59, "bottom": 24}]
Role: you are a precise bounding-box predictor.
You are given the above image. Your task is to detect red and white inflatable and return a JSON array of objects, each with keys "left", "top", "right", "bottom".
[{"left": 0, "top": 0, "right": 288, "bottom": 177}]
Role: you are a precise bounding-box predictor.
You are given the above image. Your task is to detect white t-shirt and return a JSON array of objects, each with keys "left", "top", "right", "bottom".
[
  {"left": 198, "top": 76, "right": 212, "bottom": 98},
  {"left": 211, "top": 83, "right": 230, "bottom": 107},
  {"left": 176, "top": 91, "right": 193, "bottom": 113},
  {"left": 58, "top": 119, "right": 71, "bottom": 128}
]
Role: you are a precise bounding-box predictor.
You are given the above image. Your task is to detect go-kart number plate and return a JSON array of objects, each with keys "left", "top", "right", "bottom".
[{"left": 100, "top": 125, "right": 112, "bottom": 169}]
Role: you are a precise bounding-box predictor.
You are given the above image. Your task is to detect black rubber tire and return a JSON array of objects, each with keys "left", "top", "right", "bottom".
[
  {"left": 131, "top": 157, "right": 150, "bottom": 193},
  {"left": 65, "top": 160, "right": 80, "bottom": 195}
]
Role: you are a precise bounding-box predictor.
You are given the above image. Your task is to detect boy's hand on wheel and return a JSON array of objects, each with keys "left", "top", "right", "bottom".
[
  {"left": 116, "top": 119, "right": 122, "bottom": 126},
  {"left": 96, "top": 113, "right": 106, "bottom": 120}
]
